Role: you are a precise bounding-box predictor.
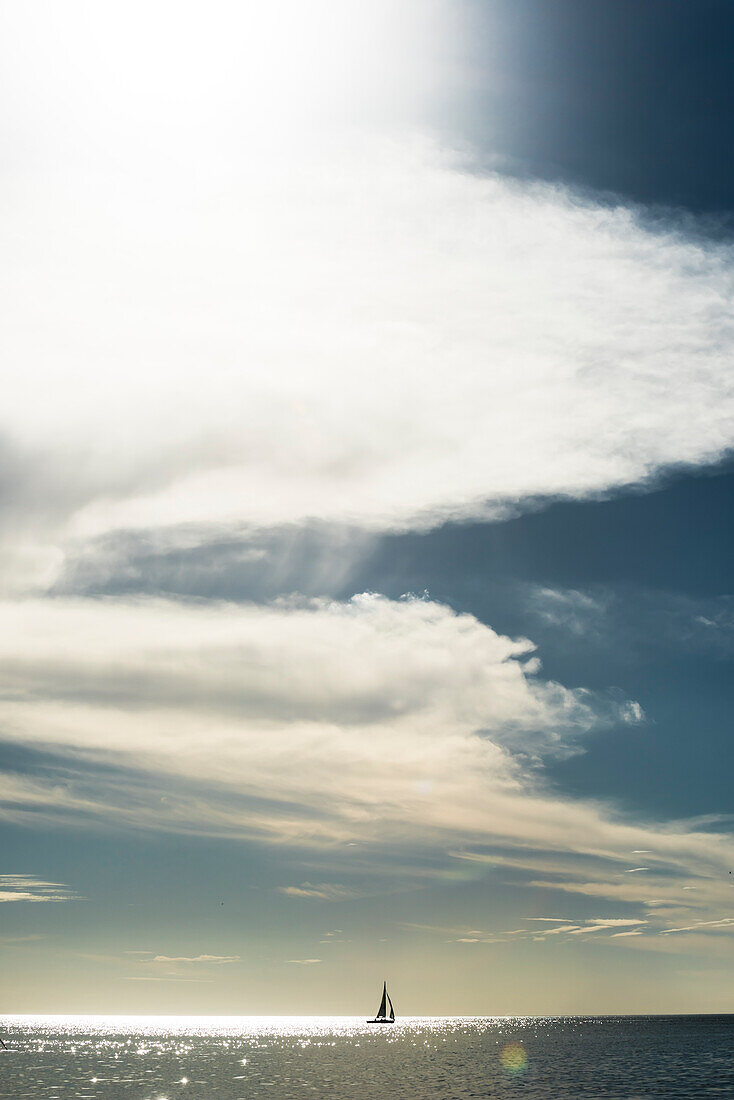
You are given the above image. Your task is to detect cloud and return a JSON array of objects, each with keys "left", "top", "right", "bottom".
[
  {"left": 566, "top": 919, "right": 646, "bottom": 935},
  {"left": 121, "top": 977, "right": 213, "bottom": 983},
  {"left": 526, "top": 918, "right": 648, "bottom": 938},
  {"left": 403, "top": 916, "right": 648, "bottom": 944},
  {"left": 3, "top": 140, "right": 734, "bottom": 589},
  {"left": 0, "top": 874, "right": 79, "bottom": 903},
  {"left": 526, "top": 586, "right": 734, "bottom": 664},
  {"left": 150, "top": 955, "right": 240, "bottom": 965},
  {"left": 0, "top": 590, "right": 630, "bottom": 763},
  {"left": 54, "top": 523, "right": 376, "bottom": 603},
  {"left": 659, "top": 918, "right": 734, "bottom": 936},
  {"left": 278, "top": 883, "right": 364, "bottom": 902},
  {"left": 529, "top": 923, "right": 582, "bottom": 936},
  {"left": 288, "top": 959, "right": 322, "bottom": 965},
  {"left": 0, "top": 593, "right": 636, "bottom": 850},
  {"left": 526, "top": 588, "right": 608, "bottom": 638},
  {"left": 122, "top": 950, "right": 240, "bottom": 981},
  {"left": 405, "top": 908, "right": 734, "bottom": 950},
  {"left": 582, "top": 919, "right": 646, "bottom": 928},
  {"left": 522, "top": 864, "right": 732, "bottom": 923},
  {"left": 400, "top": 921, "right": 492, "bottom": 941},
  {"left": 0, "top": 591, "right": 732, "bottom": 946}
]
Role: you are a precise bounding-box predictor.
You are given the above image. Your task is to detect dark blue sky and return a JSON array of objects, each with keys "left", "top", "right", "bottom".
[{"left": 457, "top": 0, "right": 734, "bottom": 216}]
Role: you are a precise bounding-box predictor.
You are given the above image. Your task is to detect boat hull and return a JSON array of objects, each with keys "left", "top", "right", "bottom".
[{"left": 367, "top": 1018, "right": 395, "bottom": 1024}]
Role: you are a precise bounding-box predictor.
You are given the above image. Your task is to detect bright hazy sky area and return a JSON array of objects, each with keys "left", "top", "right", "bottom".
[{"left": 3, "top": 0, "right": 734, "bottom": 1016}]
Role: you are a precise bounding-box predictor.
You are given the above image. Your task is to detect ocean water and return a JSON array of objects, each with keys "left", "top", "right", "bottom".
[{"left": 1, "top": 1014, "right": 733, "bottom": 1099}]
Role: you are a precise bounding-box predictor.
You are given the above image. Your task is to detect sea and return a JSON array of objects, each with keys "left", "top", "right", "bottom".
[{"left": 1, "top": 1014, "right": 733, "bottom": 1099}]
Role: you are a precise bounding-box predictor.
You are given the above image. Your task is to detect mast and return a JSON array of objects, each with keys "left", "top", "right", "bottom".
[{"left": 377, "top": 980, "right": 388, "bottom": 1018}]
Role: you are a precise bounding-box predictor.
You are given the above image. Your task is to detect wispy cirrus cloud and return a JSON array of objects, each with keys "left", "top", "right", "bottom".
[
  {"left": 535, "top": 918, "right": 647, "bottom": 936},
  {"left": 402, "top": 910, "right": 734, "bottom": 951},
  {"left": 659, "top": 918, "right": 734, "bottom": 936},
  {"left": 121, "top": 951, "right": 240, "bottom": 982},
  {"left": 121, "top": 977, "right": 214, "bottom": 983},
  {"left": 526, "top": 585, "right": 734, "bottom": 664},
  {"left": 277, "top": 884, "right": 365, "bottom": 902},
  {"left": 402, "top": 916, "right": 648, "bottom": 944},
  {"left": 0, "top": 874, "right": 79, "bottom": 903},
  {"left": 149, "top": 954, "right": 240, "bottom": 965}
]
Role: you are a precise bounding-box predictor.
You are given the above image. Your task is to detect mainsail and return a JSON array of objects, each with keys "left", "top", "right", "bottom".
[{"left": 368, "top": 979, "right": 395, "bottom": 1023}]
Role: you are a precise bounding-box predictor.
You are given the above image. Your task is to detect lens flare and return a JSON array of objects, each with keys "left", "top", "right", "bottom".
[{"left": 500, "top": 1041, "right": 528, "bottom": 1074}]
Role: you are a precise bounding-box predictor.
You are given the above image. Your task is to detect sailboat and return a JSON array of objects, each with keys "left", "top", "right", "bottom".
[{"left": 367, "top": 980, "right": 395, "bottom": 1024}]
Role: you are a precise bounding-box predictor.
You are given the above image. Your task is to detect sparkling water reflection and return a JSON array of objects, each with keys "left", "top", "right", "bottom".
[{"left": 1, "top": 1013, "right": 733, "bottom": 1098}]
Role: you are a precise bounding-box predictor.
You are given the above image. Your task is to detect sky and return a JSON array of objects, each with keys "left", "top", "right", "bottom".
[{"left": 2, "top": 0, "right": 734, "bottom": 1016}]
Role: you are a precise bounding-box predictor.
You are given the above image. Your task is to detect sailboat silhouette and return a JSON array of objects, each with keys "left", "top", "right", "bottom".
[{"left": 367, "top": 980, "right": 395, "bottom": 1024}]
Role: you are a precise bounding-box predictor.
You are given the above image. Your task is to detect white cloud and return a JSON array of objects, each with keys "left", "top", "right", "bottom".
[
  {"left": 121, "top": 950, "right": 240, "bottom": 981},
  {"left": 277, "top": 884, "right": 364, "bottom": 902},
  {"left": 0, "top": 592, "right": 732, "bottom": 942},
  {"left": 2, "top": 136, "right": 734, "bottom": 588},
  {"left": 0, "top": 593, "right": 631, "bottom": 851},
  {"left": 584, "top": 919, "right": 647, "bottom": 928},
  {"left": 660, "top": 918, "right": 734, "bottom": 936},
  {"left": 531, "top": 923, "right": 582, "bottom": 936},
  {"left": 527, "top": 588, "right": 607, "bottom": 637},
  {"left": 150, "top": 954, "right": 240, "bottom": 965},
  {"left": 406, "top": 916, "right": 648, "bottom": 943},
  {"left": 0, "top": 874, "right": 79, "bottom": 903},
  {"left": 566, "top": 919, "right": 646, "bottom": 935},
  {"left": 400, "top": 921, "right": 489, "bottom": 938},
  {"left": 121, "top": 976, "right": 213, "bottom": 982}
]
